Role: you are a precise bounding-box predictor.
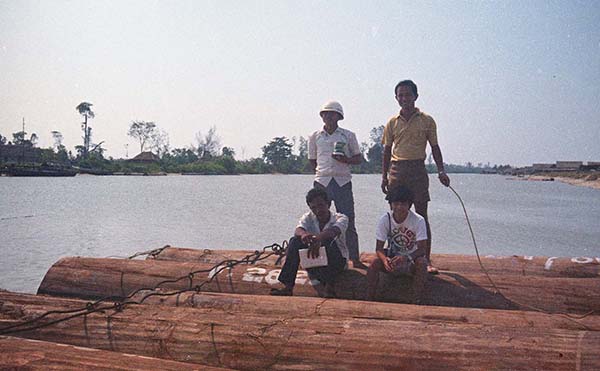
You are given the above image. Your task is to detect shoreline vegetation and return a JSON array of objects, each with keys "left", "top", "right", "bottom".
[
  {"left": 2, "top": 123, "right": 512, "bottom": 177},
  {"left": 2, "top": 125, "right": 597, "bottom": 189}
]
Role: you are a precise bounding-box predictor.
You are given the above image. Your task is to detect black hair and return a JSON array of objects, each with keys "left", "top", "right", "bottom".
[
  {"left": 306, "top": 187, "right": 329, "bottom": 205},
  {"left": 394, "top": 80, "right": 418, "bottom": 97},
  {"left": 385, "top": 185, "right": 414, "bottom": 204}
]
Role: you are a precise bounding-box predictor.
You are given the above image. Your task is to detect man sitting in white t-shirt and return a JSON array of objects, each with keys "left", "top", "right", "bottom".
[
  {"left": 270, "top": 187, "right": 348, "bottom": 298},
  {"left": 366, "top": 185, "right": 428, "bottom": 302}
]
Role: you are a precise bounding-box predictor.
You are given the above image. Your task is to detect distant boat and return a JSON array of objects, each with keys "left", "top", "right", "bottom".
[{"left": 3, "top": 163, "right": 78, "bottom": 177}]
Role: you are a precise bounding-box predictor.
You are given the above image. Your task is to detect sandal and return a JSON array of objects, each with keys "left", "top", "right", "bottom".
[
  {"left": 427, "top": 265, "right": 439, "bottom": 275},
  {"left": 270, "top": 287, "right": 293, "bottom": 296},
  {"left": 424, "top": 258, "right": 439, "bottom": 275}
]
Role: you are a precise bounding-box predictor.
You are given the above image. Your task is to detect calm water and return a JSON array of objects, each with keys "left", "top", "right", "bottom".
[{"left": 1, "top": 174, "right": 599, "bottom": 293}]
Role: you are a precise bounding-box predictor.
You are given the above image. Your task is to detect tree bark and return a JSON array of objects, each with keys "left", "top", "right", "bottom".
[
  {"left": 150, "top": 247, "right": 600, "bottom": 278},
  {"left": 134, "top": 291, "right": 600, "bottom": 332},
  {"left": 2, "top": 291, "right": 599, "bottom": 370},
  {"left": 38, "top": 257, "right": 600, "bottom": 314},
  {"left": 0, "top": 335, "right": 226, "bottom": 370}
]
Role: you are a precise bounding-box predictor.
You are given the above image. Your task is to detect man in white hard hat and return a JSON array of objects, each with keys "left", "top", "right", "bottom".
[
  {"left": 307, "top": 100, "right": 365, "bottom": 269},
  {"left": 381, "top": 80, "right": 450, "bottom": 274}
]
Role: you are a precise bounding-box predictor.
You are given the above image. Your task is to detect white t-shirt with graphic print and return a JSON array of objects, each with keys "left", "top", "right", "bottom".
[{"left": 375, "top": 210, "right": 427, "bottom": 257}]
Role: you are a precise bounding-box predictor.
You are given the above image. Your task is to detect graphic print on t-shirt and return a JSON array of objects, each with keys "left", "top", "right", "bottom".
[{"left": 389, "top": 225, "right": 418, "bottom": 257}]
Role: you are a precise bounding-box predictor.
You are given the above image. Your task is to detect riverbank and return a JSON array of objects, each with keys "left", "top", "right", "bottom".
[{"left": 529, "top": 173, "right": 600, "bottom": 190}]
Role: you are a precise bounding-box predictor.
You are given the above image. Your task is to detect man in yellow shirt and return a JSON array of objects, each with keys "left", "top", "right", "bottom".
[{"left": 381, "top": 80, "right": 450, "bottom": 274}]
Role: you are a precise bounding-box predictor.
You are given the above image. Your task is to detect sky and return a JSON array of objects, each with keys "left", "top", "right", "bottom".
[{"left": 1, "top": 0, "right": 599, "bottom": 166}]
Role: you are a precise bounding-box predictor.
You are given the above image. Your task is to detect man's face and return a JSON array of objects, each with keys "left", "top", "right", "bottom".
[
  {"left": 308, "top": 197, "right": 331, "bottom": 221},
  {"left": 390, "top": 200, "right": 411, "bottom": 219},
  {"left": 395, "top": 85, "right": 417, "bottom": 108},
  {"left": 320, "top": 111, "right": 341, "bottom": 126}
]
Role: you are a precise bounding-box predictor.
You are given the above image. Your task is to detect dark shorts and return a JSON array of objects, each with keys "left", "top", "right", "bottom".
[{"left": 388, "top": 160, "right": 430, "bottom": 204}]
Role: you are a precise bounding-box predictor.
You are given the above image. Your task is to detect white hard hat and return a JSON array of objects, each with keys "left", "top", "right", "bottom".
[{"left": 319, "top": 101, "right": 344, "bottom": 119}]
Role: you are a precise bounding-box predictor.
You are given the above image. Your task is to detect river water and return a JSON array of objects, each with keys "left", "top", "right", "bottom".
[{"left": 1, "top": 173, "right": 599, "bottom": 293}]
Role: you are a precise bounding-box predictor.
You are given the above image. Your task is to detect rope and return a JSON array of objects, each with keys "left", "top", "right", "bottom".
[
  {"left": 127, "top": 245, "right": 170, "bottom": 259},
  {"left": 104, "top": 244, "right": 170, "bottom": 260},
  {"left": 448, "top": 185, "right": 500, "bottom": 293},
  {"left": 0, "top": 241, "right": 288, "bottom": 336},
  {"left": 448, "top": 185, "right": 597, "bottom": 326}
]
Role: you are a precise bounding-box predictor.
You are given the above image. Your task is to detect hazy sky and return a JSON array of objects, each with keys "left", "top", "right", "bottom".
[{"left": 1, "top": 1, "right": 598, "bottom": 166}]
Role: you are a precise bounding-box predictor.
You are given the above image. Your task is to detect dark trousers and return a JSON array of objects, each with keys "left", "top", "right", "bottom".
[
  {"left": 314, "top": 180, "right": 359, "bottom": 261},
  {"left": 278, "top": 236, "right": 346, "bottom": 288}
]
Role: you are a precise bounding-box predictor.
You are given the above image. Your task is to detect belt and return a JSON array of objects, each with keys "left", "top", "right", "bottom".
[{"left": 391, "top": 159, "right": 425, "bottom": 164}]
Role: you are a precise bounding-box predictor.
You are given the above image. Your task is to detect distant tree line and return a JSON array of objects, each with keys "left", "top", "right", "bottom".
[{"left": 0, "top": 102, "right": 512, "bottom": 175}]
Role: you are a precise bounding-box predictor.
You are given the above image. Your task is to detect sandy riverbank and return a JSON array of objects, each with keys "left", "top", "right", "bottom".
[{"left": 529, "top": 174, "right": 600, "bottom": 190}]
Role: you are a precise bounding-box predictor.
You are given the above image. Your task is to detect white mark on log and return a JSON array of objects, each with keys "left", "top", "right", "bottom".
[
  {"left": 242, "top": 267, "right": 266, "bottom": 283},
  {"left": 544, "top": 257, "right": 558, "bottom": 270},
  {"left": 241, "top": 268, "right": 308, "bottom": 285},
  {"left": 571, "top": 257, "right": 594, "bottom": 264},
  {"left": 264, "top": 269, "right": 282, "bottom": 285},
  {"left": 524, "top": 256, "right": 534, "bottom": 260},
  {"left": 295, "top": 271, "right": 308, "bottom": 285},
  {"left": 597, "top": 257, "right": 600, "bottom": 263},
  {"left": 128, "top": 355, "right": 156, "bottom": 360},
  {"left": 72, "top": 346, "right": 100, "bottom": 352},
  {"left": 208, "top": 265, "right": 232, "bottom": 279},
  {"left": 484, "top": 255, "right": 495, "bottom": 258}
]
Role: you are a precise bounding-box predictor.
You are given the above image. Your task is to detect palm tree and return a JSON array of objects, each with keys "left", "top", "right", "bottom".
[{"left": 76, "top": 102, "right": 94, "bottom": 158}]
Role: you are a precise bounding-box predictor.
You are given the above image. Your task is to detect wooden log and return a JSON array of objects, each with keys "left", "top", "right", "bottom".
[
  {"left": 1, "top": 291, "right": 599, "bottom": 370},
  {"left": 147, "top": 246, "right": 283, "bottom": 266},
  {"left": 38, "top": 257, "right": 600, "bottom": 314},
  {"left": 0, "top": 335, "right": 225, "bottom": 370},
  {"left": 134, "top": 291, "right": 600, "bottom": 332},
  {"left": 150, "top": 246, "right": 600, "bottom": 278}
]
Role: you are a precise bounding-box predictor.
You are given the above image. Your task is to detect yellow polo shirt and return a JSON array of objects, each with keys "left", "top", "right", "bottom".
[{"left": 382, "top": 108, "right": 438, "bottom": 161}]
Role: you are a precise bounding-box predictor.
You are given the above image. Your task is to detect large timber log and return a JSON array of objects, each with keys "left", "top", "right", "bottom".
[
  {"left": 147, "top": 246, "right": 283, "bottom": 266},
  {"left": 149, "top": 246, "right": 600, "bottom": 278},
  {"left": 38, "top": 257, "right": 600, "bottom": 313},
  {"left": 0, "top": 335, "right": 225, "bottom": 370},
  {"left": 134, "top": 291, "right": 600, "bottom": 331},
  {"left": 1, "top": 291, "right": 599, "bottom": 370}
]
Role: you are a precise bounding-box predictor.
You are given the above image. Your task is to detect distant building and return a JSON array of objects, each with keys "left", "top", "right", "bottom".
[
  {"left": 129, "top": 151, "right": 160, "bottom": 163},
  {"left": 581, "top": 161, "right": 600, "bottom": 171},
  {"left": 556, "top": 161, "right": 583, "bottom": 171},
  {"left": 532, "top": 163, "right": 555, "bottom": 172}
]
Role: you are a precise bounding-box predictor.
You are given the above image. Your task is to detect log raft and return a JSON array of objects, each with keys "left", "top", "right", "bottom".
[
  {"left": 0, "top": 335, "right": 223, "bottom": 370},
  {"left": 149, "top": 246, "right": 600, "bottom": 278},
  {"left": 135, "top": 291, "right": 600, "bottom": 331},
  {"left": 38, "top": 257, "right": 600, "bottom": 314},
  {"left": 2, "top": 291, "right": 599, "bottom": 370}
]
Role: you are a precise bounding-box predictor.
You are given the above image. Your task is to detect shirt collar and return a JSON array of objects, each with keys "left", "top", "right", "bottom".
[
  {"left": 319, "top": 126, "right": 341, "bottom": 136},
  {"left": 311, "top": 210, "right": 334, "bottom": 225},
  {"left": 395, "top": 107, "right": 421, "bottom": 121}
]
